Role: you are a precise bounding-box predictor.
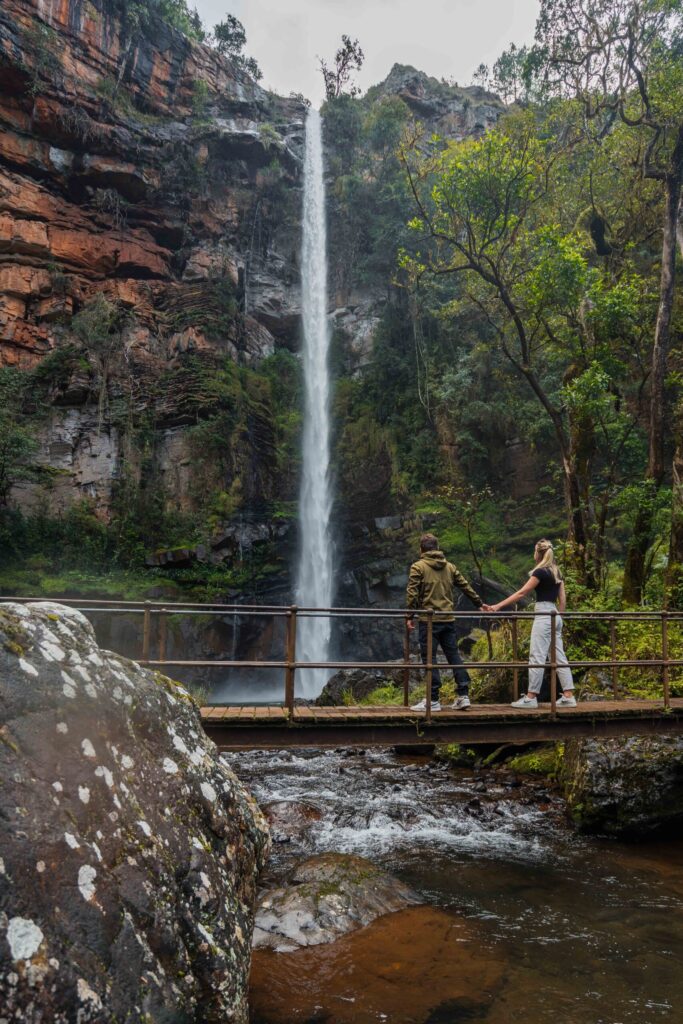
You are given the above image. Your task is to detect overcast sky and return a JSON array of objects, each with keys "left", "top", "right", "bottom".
[{"left": 192, "top": 0, "right": 540, "bottom": 103}]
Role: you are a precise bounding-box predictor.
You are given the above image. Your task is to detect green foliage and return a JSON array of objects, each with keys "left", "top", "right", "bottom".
[
  {"left": 72, "top": 294, "right": 125, "bottom": 351},
  {"left": 105, "top": 0, "right": 206, "bottom": 42},
  {"left": 211, "top": 13, "right": 262, "bottom": 79},
  {"left": 0, "top": 371, "right": 39, "bottom": 508},
  {"left": 434, "top": 743, "right": 477, "bottom": 766},
  {"left": 191, "top": 78, "right": 210, "bottom": 117},
  {"left": 320, "top": 35, "right": 364, "bottom": 100},
  {"left": 21, "top": 22, "right": 60, "bottom": 95}
]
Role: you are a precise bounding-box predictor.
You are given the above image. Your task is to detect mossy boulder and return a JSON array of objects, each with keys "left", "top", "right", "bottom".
[
  {"left": 563, "top": 736, "right": 683, "bottom": 836},
  {"left": 253, "top": 853, "right": 419, "bottom": 951},
  {"left": 505, "top": 744, "right": 562, "bottom": 778},
  {"left": 0, "top": 601, "right": 269, "bottom": 1022},
  {"left": 316, "top": 669, "right": 390, "bottom": 706}
]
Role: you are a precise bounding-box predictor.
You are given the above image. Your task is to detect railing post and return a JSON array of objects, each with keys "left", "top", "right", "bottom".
[
  {"left": 550, "top": 610, "right": 557, "bottom": 715},
  {"left": 662, "top": 611, "right": 671, "bottom": 710},
  {"left": 511, "top": 617, "right": 519, "bottom": 701},
  {"left": 426, "top": 609, "right": 434, "bottom": 723},
  {"left": 142, "top": 601, "right": 151, "bottom": 664},
  {"left": 284, "top": 605, "right": 298, "bottom": 714},
  {"left": 403, "top": 619, "right": 411, "bottom": 707},
  {"left": 158, "top": 607, "right": 168, "bottom": 665},
  {"left": 609, "top": 617, "right": 618, "bottom": 697}
]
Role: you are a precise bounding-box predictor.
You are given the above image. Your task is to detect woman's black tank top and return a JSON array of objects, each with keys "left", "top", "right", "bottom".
[{"left": 532, "top": 567, "right": 562, "bottom": 602}]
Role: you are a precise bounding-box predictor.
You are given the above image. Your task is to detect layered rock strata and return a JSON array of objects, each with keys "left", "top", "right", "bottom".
[{"left": 0, "top": 0, "right": 305, "bottom": 517}]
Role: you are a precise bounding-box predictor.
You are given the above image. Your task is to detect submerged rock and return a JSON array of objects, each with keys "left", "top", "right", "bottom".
[
  {"left": 250, "top": 904, "right": 505, "bottom": 1024},
  {"left": 262, "top": 801, "right": 323, "bottom": 843},
  {"left": 563, "top": 736, "right": 683, "bottom": 836},
  {"left": 0, "top": 601, "right": 269, "bottom": 1023},
  {"left": 253, "top": 853, "right": 419, "bottom": 952}
]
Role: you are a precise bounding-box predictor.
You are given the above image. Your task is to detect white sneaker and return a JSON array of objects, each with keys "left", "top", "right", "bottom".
[
  {"left": 410, "top": 699, "right": 441, "bottom": 712},
  {"left": 557, "top": 695, "right": 577, "bottom": 707},
  {"left": 511, "top": 695, "right": 538, "bottom": 709},
  {"left": 451, "top": 695, "right": 471, "bottom": 710}
]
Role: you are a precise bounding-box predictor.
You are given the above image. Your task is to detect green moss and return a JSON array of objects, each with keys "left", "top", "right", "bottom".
[
  {"left": 506, "top": 743, "right": 563, "bottom": 778},
  {"left": 152, "top": 671, "right": 196, "bottom": 704},
  {"left": 0, "top": 610, "right": 31, "bottom": 659},
  {"left": 0, "top": 727, "right": 19, "bottom": 754},
  {"left": 434, "top": 743, "right": 477, "bottom": 766}
]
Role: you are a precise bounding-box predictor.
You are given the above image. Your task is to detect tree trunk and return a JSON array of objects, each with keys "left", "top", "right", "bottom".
[
  {"left": 666, "top": 398, "right": 683, "bottom": 607},
  {"left": 567, "top": 400, "right": 597, "bottom": 584},
  {"left": 622, "top": 165, "right": 682, "bottom": 604}
]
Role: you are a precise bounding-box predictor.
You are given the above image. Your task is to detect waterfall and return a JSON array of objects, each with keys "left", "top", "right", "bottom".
[{"left": 295, "top": 108, "right": 333, "bottom": 697}]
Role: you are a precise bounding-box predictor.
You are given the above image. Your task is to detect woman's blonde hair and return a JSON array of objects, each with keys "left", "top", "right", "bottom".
[{"left": 531, "top": 539, "right": 561, "bottom": 582}]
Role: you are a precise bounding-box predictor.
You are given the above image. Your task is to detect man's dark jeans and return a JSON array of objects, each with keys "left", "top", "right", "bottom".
[{"left": 418, "top": 620, "right": 470, "bottom": 701}]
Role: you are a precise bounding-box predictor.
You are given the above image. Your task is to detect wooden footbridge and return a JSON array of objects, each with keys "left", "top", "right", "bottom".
[
  {"left": 199, "top": 699, "right": 683, "bottom": 749},
  {"left": 4, "top": 597, "right": 683, "bottom": 748}
]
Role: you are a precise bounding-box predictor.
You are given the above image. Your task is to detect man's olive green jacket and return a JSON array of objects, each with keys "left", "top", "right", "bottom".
[{"left": 406, "top": 549, "right": 482, "bottom": 621}]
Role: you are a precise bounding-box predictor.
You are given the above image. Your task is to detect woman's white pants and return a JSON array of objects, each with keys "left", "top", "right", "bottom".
[{"left": 528, "top": 601, "right": 574, "bottom": 694}]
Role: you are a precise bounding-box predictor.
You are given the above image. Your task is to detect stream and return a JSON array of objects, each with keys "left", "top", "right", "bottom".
[{"left": 223, "top": 746, "right": 683, "bottom": 1024}]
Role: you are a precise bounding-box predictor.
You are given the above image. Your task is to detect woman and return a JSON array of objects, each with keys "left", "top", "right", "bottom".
[{"left": 487, "top": 539, "right": 576, "bottom": 708}]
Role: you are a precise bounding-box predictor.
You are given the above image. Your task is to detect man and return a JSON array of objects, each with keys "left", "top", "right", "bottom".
[{"left": 406, "top": 533, "right": 484, "bottom": 712}]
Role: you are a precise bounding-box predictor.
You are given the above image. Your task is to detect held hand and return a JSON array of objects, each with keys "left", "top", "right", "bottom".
[{"left": 481, "top": 603, "right": 494, "bottom": 613}]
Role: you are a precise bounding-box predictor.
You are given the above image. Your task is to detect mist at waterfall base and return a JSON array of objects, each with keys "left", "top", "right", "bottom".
[{"left": 295, "top": 106, "right": 334, "bottom": 699}]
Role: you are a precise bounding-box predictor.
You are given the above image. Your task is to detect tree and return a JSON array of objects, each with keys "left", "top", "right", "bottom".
[
  {"left": 472, "top": 63, "right": 490, "bottom": 89},
  {"left": 319, "top": 35, "right": 364, "bottom": 101},
  {"left": 399, "top": 111, "right": 653, "bottom": 586},
  {"left": 211, "top": 13, "right": 262, "bottom": 80},
  {"left": 212, "top": 13, "right": 245, "bottom": 55},
  {"left": 491, "top": 43, "right": 531, "bottom": 104},
  {"left": 532, "top": 0, "right": 683, "bottom": 602}
]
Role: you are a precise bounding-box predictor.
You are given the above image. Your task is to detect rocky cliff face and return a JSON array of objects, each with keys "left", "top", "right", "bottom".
[
  {"left": 0, "top": 600, "right": 270, "bottom": 1021},
  {"left": 563, "top": 736, "right": 683, "bottom": 836},
  {"left": 0, "top": 0, "right": 306, "bottom": 523},
  {"left": 0, "top": 2, "right": 516, "bottom": 682}
]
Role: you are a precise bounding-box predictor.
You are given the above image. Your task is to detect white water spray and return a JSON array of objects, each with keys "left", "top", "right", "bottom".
[{"left": 295, "top": 108, "right": 333, "bottom": 696}]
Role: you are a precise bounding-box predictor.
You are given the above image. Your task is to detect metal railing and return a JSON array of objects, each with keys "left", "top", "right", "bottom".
[{"left": 4, "top": 596, "right": 683, "bottom": 722}]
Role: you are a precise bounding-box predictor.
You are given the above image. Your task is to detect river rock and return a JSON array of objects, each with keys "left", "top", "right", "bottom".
[
  {"left": 563, "top": 736, "right": 683, "bottom": 836},
  {"left": 253, "top": 853, "right": 419, "bottom": 952},
  {"left": 262, "top": 801, "right": 323, "bottom": 842},
  {"left": 316, "top": 669, "right": 388, "bottom": 706},
  {"left": 0, "top": 601, "right": 270, "bottom": 1023}
]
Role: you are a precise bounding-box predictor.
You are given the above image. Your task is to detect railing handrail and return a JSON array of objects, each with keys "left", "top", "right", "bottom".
[
  {"left": 3, "top": 595, "right": 683, "bottom": 618},
  {"left": 2, "top": 596, "right": 680, "bottom": 719}
]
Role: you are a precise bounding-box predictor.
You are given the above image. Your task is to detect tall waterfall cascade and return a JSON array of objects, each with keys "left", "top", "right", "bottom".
[{"left": 295, "top": 108, "right": 333, "bottom": 697}]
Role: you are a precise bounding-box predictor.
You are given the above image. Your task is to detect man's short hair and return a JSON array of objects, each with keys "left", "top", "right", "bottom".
[{"left": 420, "top": 533, "right": 439, "bottom": 552}]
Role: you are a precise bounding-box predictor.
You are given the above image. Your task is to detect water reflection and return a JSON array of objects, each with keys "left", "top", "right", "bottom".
[{"left": 223, "top": 748, "right": 683, "bottom": 1023}]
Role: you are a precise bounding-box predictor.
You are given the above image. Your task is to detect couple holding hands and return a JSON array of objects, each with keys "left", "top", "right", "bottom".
[{"left": 405, "top": 533, "right": 576, "bottom": 712}]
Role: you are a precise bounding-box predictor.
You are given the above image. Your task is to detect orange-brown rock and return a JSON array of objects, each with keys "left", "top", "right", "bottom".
[
  {"left": 0, "top": 315, "right": 53, "bottom": 367},
  {"left": 0, "top": 0, "right": 305, "bottom": 518}
]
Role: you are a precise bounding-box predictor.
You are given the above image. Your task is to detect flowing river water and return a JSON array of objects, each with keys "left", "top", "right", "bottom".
[{"left": 224, "top": 746, "right": 683, "bottom": 1024}]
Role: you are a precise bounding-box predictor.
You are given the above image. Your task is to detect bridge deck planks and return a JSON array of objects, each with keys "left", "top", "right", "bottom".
[
  {"left": 200, "top": 697, "right": 683, "bottom": 730},
  {"left": 199, "top": 699, "right": 683, "bottom": 748}
]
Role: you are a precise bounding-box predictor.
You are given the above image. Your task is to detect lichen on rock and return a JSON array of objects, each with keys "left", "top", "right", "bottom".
[{"left": 0, "top": 600, "right": 270, "bottom": 1023}]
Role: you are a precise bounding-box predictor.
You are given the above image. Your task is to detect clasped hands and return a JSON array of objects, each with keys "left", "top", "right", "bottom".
[{"left": 481, "top": 603, "right": 501, "bottom": 613}]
